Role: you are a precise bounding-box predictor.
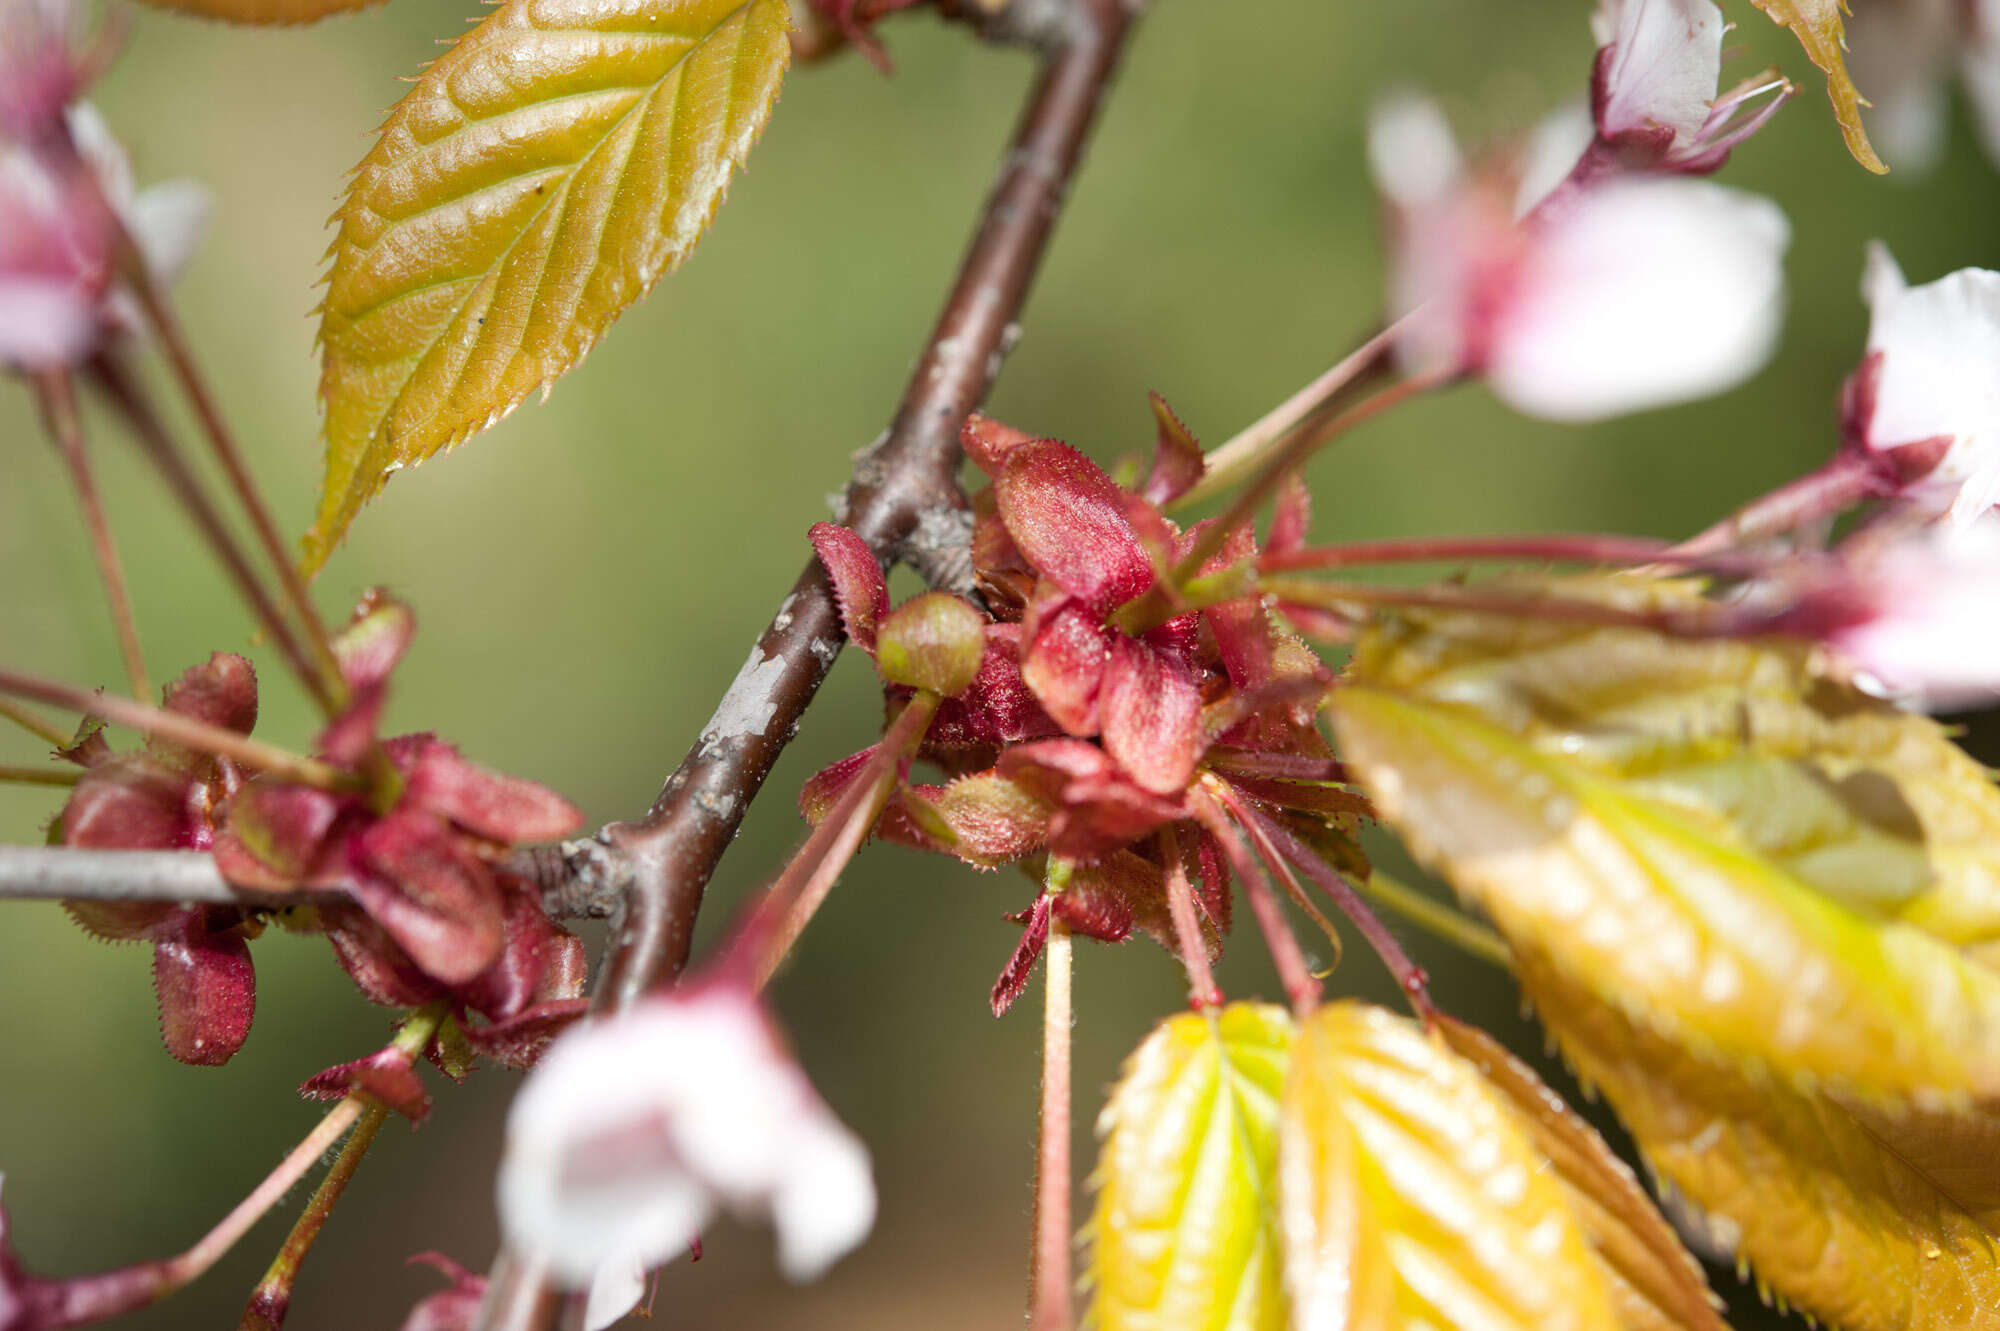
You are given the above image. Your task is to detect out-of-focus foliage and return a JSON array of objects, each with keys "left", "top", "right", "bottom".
[
  {"left": 1084, "top": 1002, "right": 1291, "bottom": 1331},
  {"left": 1277, "top": 1002, "right": 1621, "bottom": 1331},
  {"left": 1329, "top": 573, "right": 2000, "bottom": 1326},
  {"left": 308, "top": 0, "right": 792, "bottom": 574}
]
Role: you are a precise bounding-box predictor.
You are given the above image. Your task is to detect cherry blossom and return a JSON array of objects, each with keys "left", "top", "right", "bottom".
[
  {"left": 1779, "top": 513, "right": 2000, "bottom": 709},
  {"left": 1372, "top": 93, "right": 1790, "bottom": 422},
  {"left": 0, "top": 103, "right": 207, "bottom": 369},
  {"left": 496, "top": 984, "right": 875, "bottom": 1329},
  {"left": 1586, "top": 0, "right": 1790, "bottom": 173},
  {"left": 1844, "top": 243, "right": 2000, "bottom": 522}
]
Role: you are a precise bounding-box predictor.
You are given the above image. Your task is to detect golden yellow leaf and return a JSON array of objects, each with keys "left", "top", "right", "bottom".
[
  {"left": 128, "top": 0, "right": 381, "bottom": 21},
  {"left": 1435, "top": 1016, "right": 1726, "bottom": 1331},
  {"left": 1328, "top": 574, "right": 2000, "bottom": 1105},
  {"left": 1522, "top": 950, "right": 2000, "bottom": 1331},
  {"left": 1085, "top": 1003, "right": 1292, "bottom": 1331},
  {"left": 1278, "top": 1002, "right": 1622, "bottom": 1331},
  {"left": 1743, "top": 0, "right": 1887, "bottom": 173},
  {"left": 306, "top": 0, "right": 792, "bottom": 575}
]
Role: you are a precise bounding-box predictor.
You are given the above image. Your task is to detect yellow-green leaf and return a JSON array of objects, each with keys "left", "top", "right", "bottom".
[
  {"left": 1085, "top": 1002, "right": 1292, "bottom": 1331},
  {"left": 129, "top": 0, "right": 382, "bottom": 22},
  {"left": 1521, "top": 949, "right": 2000, "bottom": 1331},
  {"left": 307, "top": 0, "right": 792, "bottom": 575},
  {"left": 1278, "top": 1002, "right": 1622, "bottom": 1331},
  {"left": 1328, "top": 574, "right": 2000, "bottom": 1104},
  {"left": 1435, "top": 1016, "right": 1726, "bottom": 1331},
  {"left": 1742, "top": 0, "right": 1887, "bottom": 173}
]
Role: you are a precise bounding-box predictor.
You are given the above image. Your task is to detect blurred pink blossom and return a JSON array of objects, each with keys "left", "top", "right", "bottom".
[
  {"left": 0, "top": 103, "right": 207, "bottom": 370},
  {"left": 1847, "top": 0, "right": 2000, "bottom": 173},
  {"left": 1372, "top": 91, "right": 1789, "bottom": 421},
  {"left": 497, "top": 983, "right": 874, "bottom": 1330}
]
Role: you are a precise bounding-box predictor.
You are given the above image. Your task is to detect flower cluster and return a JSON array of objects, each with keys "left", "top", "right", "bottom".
[
  {"left": 56, "top": 595, "right": 590, "bottom": 1069},
  {"left": 808, "top": 405, "right": 1372, "bottom": 1011}
]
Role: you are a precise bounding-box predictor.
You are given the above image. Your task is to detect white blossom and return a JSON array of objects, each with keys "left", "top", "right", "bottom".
[
  {"left": 1854, "top": 243, "right": 2000, "bottom": 522},
  {"left": 1591, "top": 0, "right": 1724, "bottom": 146},
  {"left": 497, "top": 985, "right": 875, "bottom": 1331},
  {"left": 1373, "top": 93, "right": 1790, "bottom": 422}
]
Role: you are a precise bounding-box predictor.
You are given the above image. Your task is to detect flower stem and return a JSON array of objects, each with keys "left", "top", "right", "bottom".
[
  {"left": 1159, "top": 825, "right": 1220, "bottom": 1008},
  {"left": 88, "top": 354, "right": 337, "bottom": 715},
  {"left": 1189, "top": 789, "right": 1320, "bottom": 1012},
  {"left": 1676, "top": 450, "right": 1891, "bottom": 556},
  {"left": 1260, "top": 576, "right": 1752, "bottom": 638},
  {"left": 1027, "top": 916, "right": 1073, "bottom": 1331},
  {"left": 1173, "top": 321, "right": 1399, "bottom": 508},
  {"left": 0, "top": 667, "right": 362, "bottom": 793},
  {"left": 1260, "top": 532, "right": 1774, "bottom": 577},
  {"left": 1208, "top": 779, "right": 1346, "bottom": 972},
  {"left": 34, "top": 368, "right": 149, "bottom": 702},
  {"left": 751, "top": 690, "right": 941, "bottom": 990},
  {"left": 1237, "top": 807, "right": 1436, "bottom": 1024},
  {"left": 237, "top": 1103, "right": 389, "bottom": 1331},
  {"left": 0, "top": 764, "right": 80, "bottom": 788},
  {"left": 117, "top": 264, "right": 348, "bottom": 709}
]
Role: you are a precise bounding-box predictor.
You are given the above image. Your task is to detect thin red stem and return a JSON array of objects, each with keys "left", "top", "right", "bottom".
[
  {"left": 1259, "top": 576, "right": 1758, "bottom": 638},
  {"left": 1188, "top": 788, "right": 1320, "bottom": 1012},
  {"left": 0, "top": 667, "right": 360, "bottom": 793},
  {"left": 751, "top": 691, "right": 939, "bottom": 990},
  {"left": 1026, "top": 917, "right": 1073, "bottom": 1331},
  {"left": 35, "top": 368, "right": 149, "bottom": 702},
  {"left": 1235, "top": 803, "right": 1437, "bottom": 1023},
  {"left": 117, "top": 261, "right": 348, "bottom": 709},
  {"left": 239, "top": 1103, "right": 390, "bottom": 1331},
  {"left": 1676, "top": 450, "right": 1891, "bottom": 556},
  {"left": 88, "top": 355, "right": 336, "bottom": 714},
  {"left": 1261, "top": 532, "right": 1777, "bottom": 577},
  {"left": 1159, "top": 825, "right": 1220, "bottom": 1008},
  {"left": 1208, "top": 780, "right": 1346, "bottom": 973}
]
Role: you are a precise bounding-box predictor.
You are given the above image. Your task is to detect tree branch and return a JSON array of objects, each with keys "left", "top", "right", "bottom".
[
  {"left": 477, "top": 2, "right": 1140, "bottom": 1326},
  {"left": 0, "top": 848, "right": 323, "bottom": 909}
]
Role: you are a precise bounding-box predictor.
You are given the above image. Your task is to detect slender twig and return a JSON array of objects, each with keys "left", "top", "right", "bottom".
[
  {"left": 473, "top": 8, "right": 1141, "bottom": 1327},
  {"left": 1027, "top": 914, "right": 1073, "bottom": 1331},
  {"left": 0, "top": 667, "right": 360, "bottom": 792},
  {"left": 89, "top": 354, "right": 335, "bottom": 714},
  {"left": 0, "top": 697, "right": 72, "bottom": 749},
  {"left": 0, "top": 847, "right": 344, "bottom": 907},
  {"left": 35, "top": 368, "right": 150, "bottom": 702},
  {"left": 117, "top": 259, "right": 348, "bottom": 708},
  {"left": 238, "top": 1103, "right": 389, "bottom": 1331}
]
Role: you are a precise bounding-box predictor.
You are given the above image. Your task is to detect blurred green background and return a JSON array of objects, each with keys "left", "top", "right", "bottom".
[{"left": 4, "top": 1, "right": 1998, "bottom": 1327}]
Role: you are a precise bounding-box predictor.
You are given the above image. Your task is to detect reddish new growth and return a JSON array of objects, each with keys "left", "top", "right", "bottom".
[
  {"left": 807, "top": 401, "right": 1384, "bottom": 1016},
  {"left": 54, "top": 595, "right": 590, "bottom": 1075}
]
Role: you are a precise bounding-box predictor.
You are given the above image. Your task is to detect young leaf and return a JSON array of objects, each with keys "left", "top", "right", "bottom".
[
  {"left": 1521, "top": 949, "right": 2000, "bottom": 1331},
  {"left": 128, "top": 0, "right": 383, "bottom": 23},
  {"left": 1434, "top": 1016, "right": 1726, "bottom": 1331},
  {"left": 1277, "top": 1003, "right": 1621, "bottom": 1331},
  {"left": 1328, "top": 575, "right": 2000, "bottom": 1105},
  {"left": 1741, "top": 0, "right": 1886, "bottom": 173},
  {"left": 1085, "top": 1003, "right": 1292, "bottom": 1331},
  {"left": 307, "top": 0, "right": 792, "bottom": 575}
]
